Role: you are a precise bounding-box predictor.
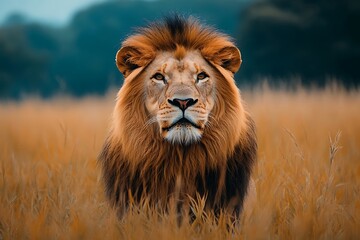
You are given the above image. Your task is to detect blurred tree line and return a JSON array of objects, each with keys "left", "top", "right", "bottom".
[
  {"left": 237, "top": 0, "right": 360, "bottom": 86},
  {"left": 0, "top": 0, "right": 359, "bottom": 99}
]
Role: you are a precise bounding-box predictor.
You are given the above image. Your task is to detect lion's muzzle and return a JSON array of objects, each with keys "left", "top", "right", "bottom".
[{"left": 159, "top": 97, "right": 205, "bottom": 145}]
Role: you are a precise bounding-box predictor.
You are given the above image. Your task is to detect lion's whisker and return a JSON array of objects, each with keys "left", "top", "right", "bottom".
[
  {"left": 208, "top": 114, "right": 219, "bottom": 127},
  {"left": 143, "top": 116, "right": 157, "bottom": 130}
]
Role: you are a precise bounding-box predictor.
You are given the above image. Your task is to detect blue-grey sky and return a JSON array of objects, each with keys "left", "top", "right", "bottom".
[{"left": 0, "top": 0, "right": 108, "bottom": 25}]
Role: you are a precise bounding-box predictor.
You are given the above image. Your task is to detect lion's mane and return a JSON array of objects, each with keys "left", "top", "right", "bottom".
[{"left": 99, "top": 15, "right": 257, "bottom": 217}]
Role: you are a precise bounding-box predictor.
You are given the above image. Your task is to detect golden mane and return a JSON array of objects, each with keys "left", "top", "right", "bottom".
[{"left": 99, "top": 15, "right": 257, "bottom": 218}]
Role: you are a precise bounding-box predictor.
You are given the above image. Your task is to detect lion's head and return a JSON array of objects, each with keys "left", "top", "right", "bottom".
[
  {"left": 115, "top": 16, "right": 242, "bottom": 146},
  {"left": 100, "top": 15, "right": 256, "bottom": 218}
]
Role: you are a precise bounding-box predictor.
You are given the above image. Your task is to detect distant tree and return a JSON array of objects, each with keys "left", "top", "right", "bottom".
[
  {"left": 0, "top": 24, "right": 56, "bottom": 98},
  {"left": 3, "top": 13, "right": 29, "bottom": 26},
  {"left": 237, "top": 0, "right": 360, "bottom": 86}
]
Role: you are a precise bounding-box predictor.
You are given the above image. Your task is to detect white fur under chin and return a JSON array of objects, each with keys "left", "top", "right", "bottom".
[{"left": 165, "top": 127, "right": 202, "bottom": 145}]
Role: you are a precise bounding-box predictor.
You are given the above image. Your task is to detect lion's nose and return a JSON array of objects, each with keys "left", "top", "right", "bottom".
[{"left": 168, "top": 98, "right": 198, "bottom": 111}]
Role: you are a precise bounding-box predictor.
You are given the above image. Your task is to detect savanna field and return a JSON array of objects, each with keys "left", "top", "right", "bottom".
[{"left": 1, "top": 85, "right": 360, "bottom": 239}]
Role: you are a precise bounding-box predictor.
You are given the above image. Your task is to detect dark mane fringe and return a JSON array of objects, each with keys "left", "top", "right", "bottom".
[
  {"left": 164, "top": 14, "right": 187, "bottom": 38},
  {"left": 124, "top": 14, "right": 235, "bottom": 54}
]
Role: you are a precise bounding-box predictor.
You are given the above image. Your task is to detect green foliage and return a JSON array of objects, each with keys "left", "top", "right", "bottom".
[
  {"left": 237, "top": 0, "right": 360, "bottom": 86},
  {"left": 0, "top": 24, "right": 57, "bottom": 97}
]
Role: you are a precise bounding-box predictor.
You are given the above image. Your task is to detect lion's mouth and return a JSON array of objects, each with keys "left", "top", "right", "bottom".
[{"left": 162, "top": 118, "right": 201, "bottom": 131}]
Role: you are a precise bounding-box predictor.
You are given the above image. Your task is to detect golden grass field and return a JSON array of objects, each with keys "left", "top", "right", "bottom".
[{"left": 1, "top": 85, "right": 360, "bottom": 239}]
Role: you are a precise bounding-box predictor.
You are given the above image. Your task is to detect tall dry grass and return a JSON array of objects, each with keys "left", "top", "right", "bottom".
[{"left": 0, "top": 86, "right": 359, "bottom": 239}]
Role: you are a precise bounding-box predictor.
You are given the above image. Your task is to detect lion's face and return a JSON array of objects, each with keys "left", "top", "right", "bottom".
[
  {"left": 115, "top": 18, "right": 243, "bottom": 146},
  {"left": 144, "top": 51, "right": 215, "bottom": 144}
]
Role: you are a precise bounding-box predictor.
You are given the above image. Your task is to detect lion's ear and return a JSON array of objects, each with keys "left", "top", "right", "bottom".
[
  {"left": 210, "top": 46, "right": 242, "bottom": 74},
  {"left": 116, "top": 46, "right": 154, "bottom": 77}
]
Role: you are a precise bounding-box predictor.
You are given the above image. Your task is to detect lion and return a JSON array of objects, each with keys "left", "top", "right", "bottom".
[{"left": 99, "top": 15, "right": 257, "bottom": 220}]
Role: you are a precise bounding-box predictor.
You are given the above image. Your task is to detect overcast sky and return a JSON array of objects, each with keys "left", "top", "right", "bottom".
[{"left": 0, "top": 0, "right": 108, "bottom": 25}]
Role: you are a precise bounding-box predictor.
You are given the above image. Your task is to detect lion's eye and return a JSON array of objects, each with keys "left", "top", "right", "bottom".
[
  {"left": 152, "top": 73, "right": 166, "bottom": 82},
  {"left": 197, "top": 72, "right": 209, "bottom": 81}
]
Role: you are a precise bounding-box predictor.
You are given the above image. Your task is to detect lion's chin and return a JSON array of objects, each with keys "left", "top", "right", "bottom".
[{"left": 163, "top": 126, "right": 202, "bottom": 145}]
